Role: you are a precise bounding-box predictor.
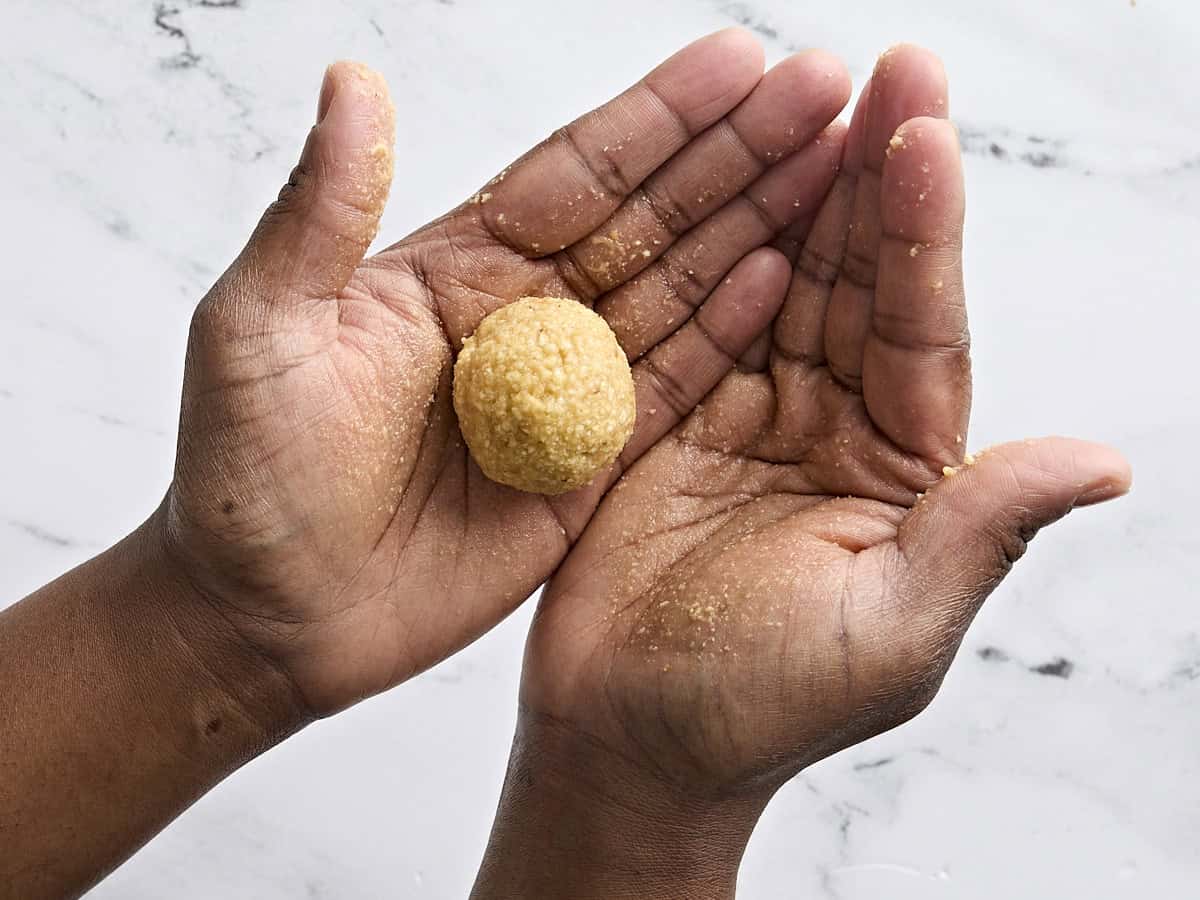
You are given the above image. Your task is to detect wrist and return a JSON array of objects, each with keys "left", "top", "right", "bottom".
[
  {"left": 0, "top": 512, "right": 312, "bottom": 896},
  {"left": 472, "top": 707, "right": 768, "bottom": 900},
  {"left": 129, "top": 507, "right": 313, "bottom": 752}
]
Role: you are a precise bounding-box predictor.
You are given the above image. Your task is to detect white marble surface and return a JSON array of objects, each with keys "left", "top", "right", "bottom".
[{"left": 2, "top": 0, "right": 1197, "bottom": 896}]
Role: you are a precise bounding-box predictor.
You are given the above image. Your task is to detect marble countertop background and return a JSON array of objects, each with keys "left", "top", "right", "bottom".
[{"left": 2, "top": 1, "right": 1197, "bottom": 897}]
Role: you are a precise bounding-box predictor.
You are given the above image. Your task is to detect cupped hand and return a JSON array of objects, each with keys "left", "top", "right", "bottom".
[
  {"left": 519, "top": 46, "right": 1132, "bottom": 796},
  {"left": 160, "top": 30, "right": 853, "bottom": 719}
]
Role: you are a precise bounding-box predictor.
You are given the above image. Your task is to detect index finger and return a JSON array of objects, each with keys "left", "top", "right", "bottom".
[{"left": 474, "top": 28, "right": 765, "bottom": 254}]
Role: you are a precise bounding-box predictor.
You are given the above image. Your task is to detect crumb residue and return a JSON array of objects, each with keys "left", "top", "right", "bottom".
[{"left": 585, "top": 229, "right": 634, "bottom": 282}]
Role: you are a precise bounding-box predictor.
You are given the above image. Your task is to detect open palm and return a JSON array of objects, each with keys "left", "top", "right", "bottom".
[
  {"left": 521, "top": 46, "right": 1131, "bottom": 793},
  {"left": 164, "top": 31, "right": 855, "bottom": 716}
]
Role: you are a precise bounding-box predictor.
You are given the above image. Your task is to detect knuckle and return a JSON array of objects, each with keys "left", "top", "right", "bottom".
[
  {"left": 642, "top": 356, "right": 694, "bottom": 418},
  {"left": 797, "top": 245, "right": 841, "bottom": 286},
  {"left": 656, "top": 258, "right": 705, "bottom": 314},
  {"left": 992, "top": 520, "right": 1032, "bottom": 570},
  {"left": 551, "top": 249, "right": 603, "bottom": 302},
  {"left": 839, "top": 248, "right": 877, "bottom": 289},
  {"left": 272, "top": 148, "right": 317, "bottom": 212},
  {"left": 558, "top": 125, "right": 631, "bottom": 198},
  {"left": 637, "top": 184, "right": 690, "bottom": 237}
]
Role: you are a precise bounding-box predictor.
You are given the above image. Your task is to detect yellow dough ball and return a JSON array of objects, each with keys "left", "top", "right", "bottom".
[{"left": 452, "top": 296, "right": 636, "bottom": 495}]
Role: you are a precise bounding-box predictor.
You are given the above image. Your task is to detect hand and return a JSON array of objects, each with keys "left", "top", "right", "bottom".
[
  {"left": 159, "top": 31, "right": 853, "bottom": 722},
  {"left": 480, "top": 45, "right": 1131, "bottom": 896}
]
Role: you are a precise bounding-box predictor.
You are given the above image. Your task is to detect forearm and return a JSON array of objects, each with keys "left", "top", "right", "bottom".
[
  {"left": 471, "top": 711, "right": 767, "bottom": 900},
  {"left": 0, "top": 510, "right": 308, "bottom": 899}
]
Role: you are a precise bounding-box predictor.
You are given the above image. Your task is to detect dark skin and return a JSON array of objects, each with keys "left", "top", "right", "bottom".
[
  {"left": 0, "top": 33, "right": 1129, "bottom": 900},
  {"left": 168, "top": 32, "right": 853, "bottom": 718},
  {"left": 1, "top": 31, "right": 856, "bottom": 897},
  {"left": 472, "top": 46, "right": 1131, "bottom": 899}
]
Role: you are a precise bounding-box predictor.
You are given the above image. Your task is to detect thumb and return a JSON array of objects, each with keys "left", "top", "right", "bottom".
[
  {"left": 231, "top": 61, "right": 395, "bottom": 307},
  {"left": 896, "top": 437, "right": 1132, "bottom": 631}
]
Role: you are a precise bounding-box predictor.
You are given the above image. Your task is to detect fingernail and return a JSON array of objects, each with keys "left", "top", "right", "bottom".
[
  {"left": 1075, "top": 478, "right": 1131, "bottom": 507},
  {"left": 317, "top": 64, "right": 337, "bottom": 124}
]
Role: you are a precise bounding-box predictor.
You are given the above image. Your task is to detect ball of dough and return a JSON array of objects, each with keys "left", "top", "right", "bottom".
[{"left": 453, "top": 296, "right": 636, "bottom": 495}]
